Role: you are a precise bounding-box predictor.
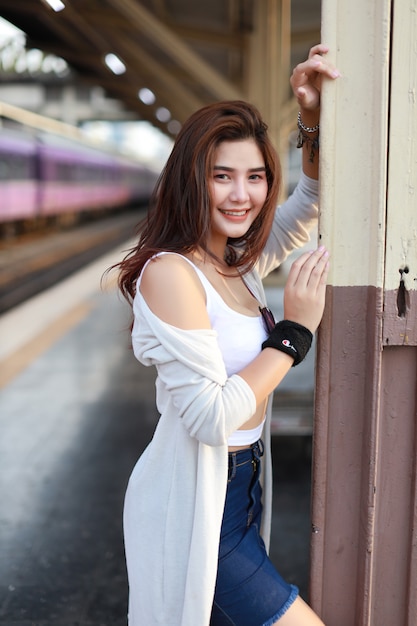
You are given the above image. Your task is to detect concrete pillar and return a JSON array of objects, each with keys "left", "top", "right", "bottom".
[
  {"left": 310, "top": 0, "right": 417, "bottom": 624},
  {"left": 246, "top": 0, "right": 291, "bottom": 154}
]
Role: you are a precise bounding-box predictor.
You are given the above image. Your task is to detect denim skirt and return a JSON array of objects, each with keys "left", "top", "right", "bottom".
[{"left": 210, "top": 440, "right": 298, "bottom": 626}]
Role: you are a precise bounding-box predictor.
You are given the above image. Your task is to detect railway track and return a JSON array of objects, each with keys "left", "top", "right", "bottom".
[{"left": 0, "top": 208, "right": 146, "bottom": 314}]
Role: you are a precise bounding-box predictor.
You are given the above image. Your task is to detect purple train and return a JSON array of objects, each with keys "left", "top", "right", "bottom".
[{"left": 0, "top": 125, "right": 160, "bottom": 227}]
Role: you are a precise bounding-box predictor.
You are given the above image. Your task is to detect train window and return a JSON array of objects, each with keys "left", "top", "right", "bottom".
[
  {"left": 0, "top": 153, "right": 34, "bottom": 180},
  {"left": 55, "top": 161, "right": 73, "bottom": 181},
  {"left": 76, "top": 163, "right": 90, "bottom": 181},
  {"left": 12, "top": 156, "right": 31, "bottom": 179},
  {"left": 0, "top": 158, "right": 10, "bottom": 180}
]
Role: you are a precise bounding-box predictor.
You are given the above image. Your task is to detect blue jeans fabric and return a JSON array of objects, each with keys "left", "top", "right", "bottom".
[{"left": 210, "top": 440, "right": 298, "bottom": 626}]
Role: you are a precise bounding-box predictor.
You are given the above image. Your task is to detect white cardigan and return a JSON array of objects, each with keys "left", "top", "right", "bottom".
[{"left": 124, "top": 173, "right": 319, "bottom": 626}]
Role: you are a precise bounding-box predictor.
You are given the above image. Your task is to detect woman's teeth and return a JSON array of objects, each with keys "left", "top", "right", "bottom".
[{"left": 220, "top": 209, "right": 248, "bottom": 216}]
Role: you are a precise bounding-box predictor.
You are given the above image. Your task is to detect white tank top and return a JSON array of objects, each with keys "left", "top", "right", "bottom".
[{"left": 152, "top": 253, "right": 268, "bottom": 446}]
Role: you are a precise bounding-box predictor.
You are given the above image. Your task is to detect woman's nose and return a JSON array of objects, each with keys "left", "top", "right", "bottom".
[{"left": 229, "top": 179, "right": 250, "bottom": 202}]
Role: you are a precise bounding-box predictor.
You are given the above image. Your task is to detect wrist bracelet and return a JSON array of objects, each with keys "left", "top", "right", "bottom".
[
  {"left": 296, "top": 129, "right": 320, "bottom": 163},
  {"left": 261, "top": 319, "right": 313, "bottom": 367},
  {"left": 297, "top": 111, "right": 319, "bottom": 134}
]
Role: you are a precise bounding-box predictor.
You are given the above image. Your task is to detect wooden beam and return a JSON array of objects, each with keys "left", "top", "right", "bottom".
[
  {"left": 307, "top": 0, "right": 417, "bottom": 624},
  {"left": 383, "top": 0, "right": 417, "bottom": 345},
  {"left": 0, "top": 0, "right": 36, "bottom": 10},
  {"left": 106, "top": 0, "right": 243, "bottom": 101},
  {"left": 34, "top": 3, "right": 199, "bottom": 126},
  {"left": 26, "top": 39, "right": 102, "bottom": 70},
  {"left": 149, "top": 0, "right": 169, "bottom": 20},
  {"left": 37, "top": 6, "right": 89, "bottom": 50},
  {"left": 102, "top": 32, "right": 205, "bottom": 120},
  {"left": 79, "top": 8, "right": 245, "bottom": 49},
  {"left": 159, "top": 24, "right": 245, "bottom": 49},
  {"left": 70, "top": 72, "right": 174, "bottom": 134},
  {"left": 0, "top": 100, "right": 84, "bottom": 139}
]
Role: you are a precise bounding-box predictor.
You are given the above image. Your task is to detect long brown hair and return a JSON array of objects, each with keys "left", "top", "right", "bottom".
[{"left": 116, "top": 100, "right": 281, "bottom": 302}]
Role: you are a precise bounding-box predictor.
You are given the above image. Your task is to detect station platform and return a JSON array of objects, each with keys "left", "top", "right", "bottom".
[{"left": 0, "top": 243, "right": 314, "bottom": 625}]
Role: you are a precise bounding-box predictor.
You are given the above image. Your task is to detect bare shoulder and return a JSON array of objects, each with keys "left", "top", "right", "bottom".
[{"left": 139, "top": 253, "right": 210, "bottom": 330}]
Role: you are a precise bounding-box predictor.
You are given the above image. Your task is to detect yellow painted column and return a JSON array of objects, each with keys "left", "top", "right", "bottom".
[
  {"left": 312, "top": 0, "right": 390, "bottom": 616},
  {"left": 246, "top": 0, "right": 291, "bottom": 154}
]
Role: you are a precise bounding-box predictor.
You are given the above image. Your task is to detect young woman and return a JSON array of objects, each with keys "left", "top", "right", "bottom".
[{"left": 117, "top": 44, "right": 339, "bottom": 626}]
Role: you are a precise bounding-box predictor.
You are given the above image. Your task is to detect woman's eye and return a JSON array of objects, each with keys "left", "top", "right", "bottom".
[{"left": 214, "top": 173, "right": 229, "bottom": 180}]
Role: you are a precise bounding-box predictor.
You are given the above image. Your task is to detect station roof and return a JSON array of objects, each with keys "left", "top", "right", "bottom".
[{"left": 0, "top": 0, "right": 320, "bottom": 137}]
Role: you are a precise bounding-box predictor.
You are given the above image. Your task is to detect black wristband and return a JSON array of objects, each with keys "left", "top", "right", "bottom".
[{"left": 261, "top": 320, "right": 313, "bottom": 367}]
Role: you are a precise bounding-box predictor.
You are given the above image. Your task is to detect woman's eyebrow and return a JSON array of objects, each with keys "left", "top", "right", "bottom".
[{"left": 213, "top": 165, "right": 266, "bottom": 172}]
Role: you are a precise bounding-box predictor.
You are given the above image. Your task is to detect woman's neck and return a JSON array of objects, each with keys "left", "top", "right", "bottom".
[{"left": 190, "top": 246, "right": 229, "bottom": 271}]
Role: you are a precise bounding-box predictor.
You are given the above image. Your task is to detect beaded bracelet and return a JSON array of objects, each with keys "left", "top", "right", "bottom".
[
  {"left": 296, "top": 112, "right": 320, "bottom": 163},
  {"left": 297, "top": 130, "right": 320, "bottom": 163},
  {"left": 297, "top": 111, "right": 319, "bottom": 134}
]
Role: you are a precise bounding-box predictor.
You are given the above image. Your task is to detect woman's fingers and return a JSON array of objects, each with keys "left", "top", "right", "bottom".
[
  {"left": 308, "top": 43, "right": 330, "bottom": 58},
  {"left": 293, "top": 45, "right": 340, "bottom": 82},
  {"left": 306, "top": 248, "right": 330, "bottom": 290},
  {"left": 290, "top": 44, "right": 340, "bottom": 110},
  {"left": 287, "top": 247, "right": 329, "bottom": 291},
  {"left": 283, "top": 247, "right": 330, "bottom": 333}
]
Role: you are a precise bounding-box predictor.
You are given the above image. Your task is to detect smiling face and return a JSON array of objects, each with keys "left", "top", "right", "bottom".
[{"left": 208, "top": 139, "right": 268, "bottom": 257}]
